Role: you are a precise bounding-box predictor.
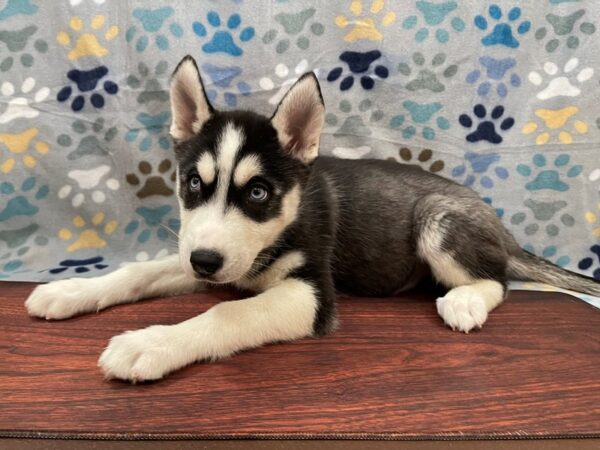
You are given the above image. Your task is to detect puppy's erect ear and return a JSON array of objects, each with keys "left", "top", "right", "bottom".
[
  {"left": 271, "top": 72, "right": 325, "bottom": 164},
  {"left": 169, "top": 55, "right": 214, "bottom": 141}
]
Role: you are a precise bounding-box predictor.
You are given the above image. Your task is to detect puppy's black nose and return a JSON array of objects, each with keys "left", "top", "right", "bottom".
[{"left": 190, "top": 250, "right": 223, "bottom": 276}]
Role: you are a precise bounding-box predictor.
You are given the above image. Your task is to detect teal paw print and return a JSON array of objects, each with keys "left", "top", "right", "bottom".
[
  {"left": 398, "top": 52, "right": 458, "bottom": 93},
  {"left": 0, "top": 25, "right": 48, "bottom": 72},
  {"left": 125, "top": 112, "right": 171, "bottom": 152},
  {"left": 389, "top": 101, "right": 450, "bottom": 140},
  {"left": 57, "top": 118, "right": 118, "bottom": 161},
  {"left": 0, "top": 176, "right": 49, "bottom": 222},
  {"left": 0, "top": 223, "right": 48, "bottom": 279},
  {"left": 325, "top": 99, "right": 384, "bottom": 138},
  {"left": 262, "top": 7, "right": 324, "bottom": 53},
  {"left": 0, "top": 0, "right": 38, "bottom": 21},
  {"left": 193, "top": 11, "right": 255, "bottom": 56},
  {"left": 535, "top": 9, "right": 596, "bottom": 53},
  {"left": 522, "top": 244, "right": 570, "bottom": 268},
  {"left": 127, "top": 7, "right": 184, "bottom": 52},
  {"left": 126, "top": 61, "right": 170, "bottom": 105},
  {"left": 517, "top": 154, "right": 582, "bottom": 192},
  {"left": 125, "top": 205, "right": 180, "bottom": 244},
  {"left": 474, "top": 5, "right": 531, "bottom": 48},
  {"left": 510, "top": 199, "right": 575, "bottom": 237},
  {"left": 402, "top": 1, "right": 465, "bottom": 44}
]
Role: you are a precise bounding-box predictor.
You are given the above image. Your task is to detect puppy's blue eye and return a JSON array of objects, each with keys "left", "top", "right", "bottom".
[
  {"left": 248, "top": 184, "right": 269, "bottom": 203},
  {"left": 189, "top": 176, "right": 201, "bottom": 192}
]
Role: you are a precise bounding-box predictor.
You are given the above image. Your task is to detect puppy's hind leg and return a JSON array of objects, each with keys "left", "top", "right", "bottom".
[
  {"left": 415, "top": 194, "right": 510, "bottom": 333},
  {"left": 25, "top": 255, "right": 201, "bottom": 320}
]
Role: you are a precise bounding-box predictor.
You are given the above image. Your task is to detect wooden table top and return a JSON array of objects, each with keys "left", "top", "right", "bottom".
[{"left": 0, "top": 281, "right": 599, "bottom": 440}]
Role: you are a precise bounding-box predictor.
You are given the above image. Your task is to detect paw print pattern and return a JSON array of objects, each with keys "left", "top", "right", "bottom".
[
  {"left": 259, "top": 60, "right": 309, "bottom": 105},
  {"left": 398, "top": 147, "right": 445, "bottom": 173},
  {"left": 335, "top": 0, "right": 396, "bottom": 42},
  {"left": 0, "top": 127, "right": 49, "bottom": 173},
  {"left": 56, "top": 15, "right": 118, "bottom": 61},
  {"left": 125, "top": 112, "right": 171, "bottom": 152},
  {"left": 466, "top": 57, "right": 520, "bottom": 98},
  {"left": 390, "top": 101, "right": 450, "bottom": 140},
  {"left": 523, "top": 244, "right": 570, "bottom": 268},
  {"left": 58, "top": 165, "right": 120, "bottom": 208},
  {"left": 49, "top": 256, "right": 108, "bottom": 275},
  {"left": 482, "top": 196, "right": 504, "bottom": 218},
  {"left": 0, "top": 0, "right": 38, "bottom": 21},
  {"left": 0, "top": 223, "right": 48, "bottom": 279},
  {"left": 57, "top": 118, "right": 118, "bottom": 160},
  {"left": 402, "top": 1, "right": 465, "bottom": 44},
  {"left": 0, "top": 176, "right": 49, "bottom": 222},
  {"left": 201, "top": 63, "right": 251, "bottom": 108},
  {"left": 516, "top": 153, "right": 582, "bottom": 192},
  {"left": 125, "top": 205, "right": 180, "bottom": 243},
  {"left": 475, "top": 5, "right": 531, "bottom": 48},
  {"left": 263, "top": 7, "right": 324, "bottom": 53},
  {"left": 132, "top": 248, "right": 170, "bottom": 264},
  {"left": 126, "top": 159, "right": 176, "bottom": 199},
  {"left": 398, "top": 52, "right": 457, "bottom": 93},
  {"left": 535, "top": 9, "right": 596, "bottom": 53},
  {"left": 58, "top": 213, "right": 118, "bottom": 253},
  {"left": 56, "top": 66, "right": 118, "bottom": 111},
  {"left": 193, "top": 11, "right": 255, "bottom": 57},
  {"left": 325, "top": 99, "right": 384, "bottom": 138},
  {"left": 451, "top": 151, "right": 509, "bottom": 189},
  {"left": 511, "top": 199, "right": 575, "bottom": 237},
  {"left": 127, "top": 7, "right": 184, "bottom": 52},
  {"left": 522, "top": 107, "right": 588, "bottom": 145},
  {"left": 0, "top": 25, "right": 48, "bottom": 72},
  {"left": 0, "top": 78, "right": 50, "bottom": 125},
  {"left": 459, "top": 105, "right": 515, "bottom": 144},
  {"left": 584, "top": 203, "right": 600, "bottom": 238},
  {"left": 578, "top": 244, "right": 600, "bottom": 280},
  {"left": 327, "top": 50, "right": 389, "bottom": 91},
  {"left": 126, "top": 61, "right": 169, "bottom": 105},
  {"left": 528, "top": 58, "right": 593, "bottom": 101}
]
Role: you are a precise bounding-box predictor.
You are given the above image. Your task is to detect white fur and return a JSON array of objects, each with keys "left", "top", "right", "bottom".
[
  {"left": 196, "top": 152, "right": 215, "bottom": 185},
  {"left": 98, "top": 278, "right": 317, "bottom": 381},
  {"left": 236, "top": 251, "right": 306, "bottom": 292},
  {"left": 25, "top": 255, "right": 201, "bottom": 320},
  {"left": 233, "top": 154, "right": 262, "bottom": 187}
]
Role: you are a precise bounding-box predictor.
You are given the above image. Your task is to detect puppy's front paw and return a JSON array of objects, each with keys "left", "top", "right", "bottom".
[
  {"left": 25, "top": 279, "right": 99, "bottom": 320},
  {"left": 436, "top": 285, "right": 488, "bottom": 333},
  {"left": 98, "top": 326, "right": 186, "bottom": 382}
]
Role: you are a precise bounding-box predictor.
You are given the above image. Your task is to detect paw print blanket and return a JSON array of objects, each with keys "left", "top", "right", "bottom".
[{"left": 0, "top": 1, "right": 598, "bottom": 307}]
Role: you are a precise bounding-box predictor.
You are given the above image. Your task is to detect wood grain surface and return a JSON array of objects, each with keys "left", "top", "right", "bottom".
[{"left": 0, "top": 281, "right": 599, "bottom": 439}]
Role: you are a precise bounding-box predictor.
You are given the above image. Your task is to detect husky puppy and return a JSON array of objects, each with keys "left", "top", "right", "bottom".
[{"left": 25, "top": 55, "right": 600, "bottom": 382}]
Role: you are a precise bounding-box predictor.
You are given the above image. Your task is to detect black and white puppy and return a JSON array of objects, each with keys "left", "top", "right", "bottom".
[{"left": 25, "top": 55, "right": 600, "bottom": 382}]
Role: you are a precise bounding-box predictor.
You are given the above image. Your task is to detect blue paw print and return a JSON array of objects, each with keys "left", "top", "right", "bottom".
[
  {"left": 193, "top": 11, "right": 255, "bottom": 56},
  {"left": 0, "top": 0, "right": 37, "bottom": 21},
  {"left": 516, "top": 154, "right": 582, "bottom": 192},
  {"left": 0, "top": 223, "right": 48, "bottom": 279},
  {"left": 49, "top": 256, "right": 108, "bottom": 275},
  {"left": 523, "top": 245, "right": 570, "bottom": 268},
  {"left": 56, "top": 66, "right": 118, "bottom": 112},
  {"left": 483, "top": 197, "right": 505, "bottom": 218},
  {"left": 402, "top": 1, "right": 465, "bottom": 44},
  {"left": 459, "top": 104, "right": 514, "bottom": 144},
  {"left": 466, "top": 57, "right": 521, "bottom": 97},
  {"left": 389, "top": 101, "right": 450, "bottom": 140},
  {"left": 452, "top": 151, "right": 509, "bottom": 189},
  {"left": 578, "top": 244, "right": 600, "bottom": 280},
  {"left": 125, "top": 112, "right": 171, "bottom": 152},
  {"left": 0, "top": 177, "right": 49, "bottom": 222},
  {"left": 127, "top": 7, "right": 184, "bottom": 52},
  {"left": 327, "top": 50, "right": 389, "bottom": 91},
  {"left": 202, "top": 63, "right": 251, "bottom": 107},
  {"left": 475, "top": 5, "right": 531, "bottom": 48},
  {"left": 125, "top": 205, "right": 180, "bottom": 244}
]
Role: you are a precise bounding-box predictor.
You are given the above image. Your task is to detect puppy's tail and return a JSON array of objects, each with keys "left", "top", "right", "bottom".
[{"left": 507, "top": 250, "right": 600, "bottom": 296}]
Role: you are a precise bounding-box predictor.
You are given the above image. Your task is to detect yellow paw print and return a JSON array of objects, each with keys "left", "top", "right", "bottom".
[
  {"left": 522, "top": 106, "right": 588, "bottom": 145},
  {"left": 335, "top": 0, "right": 396, "bottom": 42},
  {"left": 56, "top": 15, "right": 119, "bottom": 61},
  {"left": 584, "top": 203, "right": 600, "bottom": 238},
  {"left": 59, "top": 213, "right": 118, "bottom": 252},
  {"left": 0, "top": 128, "right": 49, "bottom": 173}
]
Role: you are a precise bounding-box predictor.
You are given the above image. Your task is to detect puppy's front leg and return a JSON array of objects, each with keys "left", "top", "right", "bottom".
[
  {"left": 25, "top": 255, "right": 201, "bottom": 320},
  {"left": 98, "top": 278, "right": 318, "bottom": 382}
]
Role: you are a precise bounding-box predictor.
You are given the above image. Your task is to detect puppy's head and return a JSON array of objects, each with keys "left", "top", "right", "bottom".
[{"left": 169, "top": 55, "right": 325, "bottom": 283}]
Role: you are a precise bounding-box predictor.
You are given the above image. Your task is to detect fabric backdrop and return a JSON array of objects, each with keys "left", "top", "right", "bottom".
[{"left": 0, "top": 0, "right": 599, "bottom": 306}]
